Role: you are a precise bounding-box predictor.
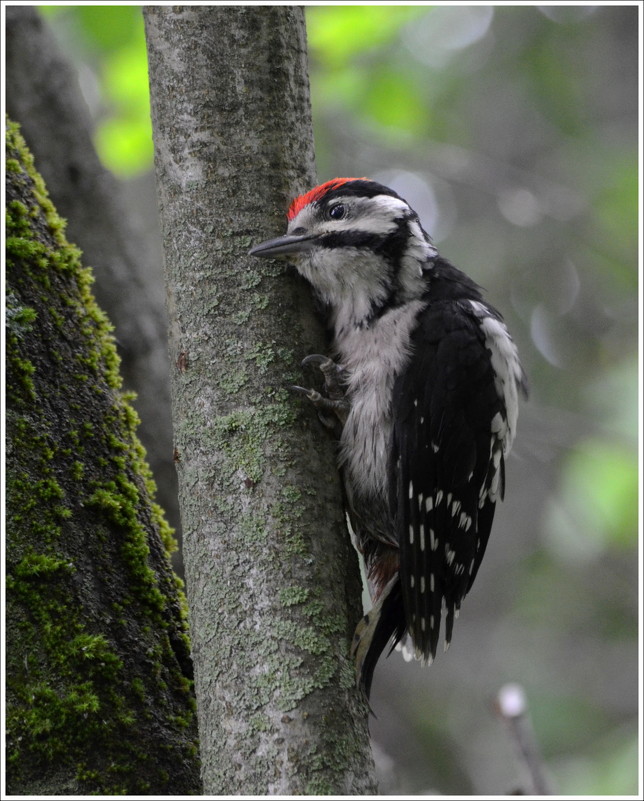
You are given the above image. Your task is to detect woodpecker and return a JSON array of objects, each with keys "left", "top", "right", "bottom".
[{"left": 249, "top": 177, "right": 527, "bottom": 698}]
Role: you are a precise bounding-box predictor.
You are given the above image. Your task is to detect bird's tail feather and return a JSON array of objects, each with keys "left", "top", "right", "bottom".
[{"left": 351, "top": 576, "right": 406, "bottom": 700}]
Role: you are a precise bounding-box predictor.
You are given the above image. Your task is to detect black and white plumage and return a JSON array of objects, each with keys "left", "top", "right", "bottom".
[{"left": 250, "top": 178, "right": 527, "bottom": 698}]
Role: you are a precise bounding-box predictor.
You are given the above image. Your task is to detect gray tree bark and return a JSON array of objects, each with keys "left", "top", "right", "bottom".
[
  {"left": 144, "top": 6, "right": 376, "bottom": 795},
  {"left": 5, "top": 119, "right": 201, "bottom": 795},
  {"left": 5, "top": 6, "right": 181, "bottom": 540}
]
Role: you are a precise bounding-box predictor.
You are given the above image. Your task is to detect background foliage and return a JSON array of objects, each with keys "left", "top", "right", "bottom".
[{"left": 37, "top": 4, "right": 640, "bottom": 795}]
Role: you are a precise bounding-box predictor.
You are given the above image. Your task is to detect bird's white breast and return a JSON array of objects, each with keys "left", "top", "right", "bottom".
[{"left": 334, "top": 300, "right": 426, "bottom": 499}]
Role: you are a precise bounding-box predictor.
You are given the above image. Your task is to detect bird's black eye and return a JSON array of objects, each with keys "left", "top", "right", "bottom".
[{"left": 328, "top": 204, "right": 346, "bottom": 220}]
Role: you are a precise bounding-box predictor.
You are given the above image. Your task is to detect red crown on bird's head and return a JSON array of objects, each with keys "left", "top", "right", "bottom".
[{"left": 287, "top": 178, "right": 369, "bottom": 220}]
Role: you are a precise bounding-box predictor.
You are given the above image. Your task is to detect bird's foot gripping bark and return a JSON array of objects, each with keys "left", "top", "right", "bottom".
[{"left": 291, "top": 354, "right": 350, "bottom": 429}]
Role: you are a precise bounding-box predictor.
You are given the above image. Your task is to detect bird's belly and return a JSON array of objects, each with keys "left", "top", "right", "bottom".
[{"left": 340, "top": 384, "right": 392, "bottom": 500}]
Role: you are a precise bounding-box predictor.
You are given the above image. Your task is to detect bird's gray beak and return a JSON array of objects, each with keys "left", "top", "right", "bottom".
[{"left": 248, "top": 233, "right": 315, "bottom": 258}]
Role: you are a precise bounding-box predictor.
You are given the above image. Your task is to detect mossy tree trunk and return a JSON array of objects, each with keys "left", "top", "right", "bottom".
[
  {"left": 144, "top": 6, "right": 376, "bottom": 795},
  {"left": 5, "top": 119, "right": 201, "bottom": 795},
  {"left": 5, "top": 6, "right": 180, "bottom": 541}
]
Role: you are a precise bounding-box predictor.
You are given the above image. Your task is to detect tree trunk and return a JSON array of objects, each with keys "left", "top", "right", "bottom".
[
  {"left": 144, "top": 6, "right": 376, "bottom": 795},
  {"left": 5, "top": 119, "right": 201, "bottom": 796},
  {"left": 5, "top": 6, "right": 181, "bottom": 541}
]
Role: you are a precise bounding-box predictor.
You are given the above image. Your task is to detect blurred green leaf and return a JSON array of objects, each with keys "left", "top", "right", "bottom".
[
  {"left": 94, "top": 114, "right": 152, "bottom": 178},
  {"left": 95, "top": 39, "right": 153, "bottom": 176},
  {"left": 585, "top": 358, "right": 638, "bottom": 441},
  {"left": 552, "top": 729, "right": 639, "bottom": 795},
  {"left": 40, "top": 5, "right": 143, "bottom": 52},
  {"left": 75, "top": 5, "right": 143, "bottom": 51},
  {"left": 306, "top": 6, "right": 426, "bottom": 66},
  {"left": 566, "top": 440, "right": 637, "bottom": 547},
  {"left": 595, "top": 152, "right": 639, "bottom": 274},
  {"left": 362, "top": 68, "right": 428, "bottom": 137},
  {"left": 103, "top": 40, "right": 149, "bottom": 109},
  {"left": 40, "top": 5, "right": 151, "bottom": 176},
  {"left": 544, "top": 437, "right": 637, "bottom": 562},
  {"left": 529, "top": 691, "right": 614, "bottom": 756}
]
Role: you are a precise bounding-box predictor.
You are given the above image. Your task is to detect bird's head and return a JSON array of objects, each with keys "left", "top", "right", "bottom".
[{"left": 249, "top": 178, "right": 437, "bottom": 324}]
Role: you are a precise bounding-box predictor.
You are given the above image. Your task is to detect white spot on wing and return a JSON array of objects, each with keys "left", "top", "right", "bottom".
[{"left": 458, "top": 512, "right": 472, "bottom": 531}]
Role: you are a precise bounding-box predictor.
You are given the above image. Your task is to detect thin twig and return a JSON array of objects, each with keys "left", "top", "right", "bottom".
[{"left": 496, "top": 682, "right": 554, "bottom": 795}]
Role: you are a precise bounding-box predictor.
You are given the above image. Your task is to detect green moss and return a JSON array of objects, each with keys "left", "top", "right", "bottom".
[
  {"left": 7, "top": 354, "right": 36, "bottom": 402},
  {"left": 6, "top": 119, "right": 199, "bottom": 794},
  {"left": 5, "top": 297, "right": 37, "bottom": 333},
  {"left": 7, "top": 550, "right": 130, "bottom": 783},
  {"left": 87, "top": 480, "right": 166, "bottom": 614}
]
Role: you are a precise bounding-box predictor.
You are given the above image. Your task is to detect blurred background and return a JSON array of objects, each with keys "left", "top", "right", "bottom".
[{"left": 16, "top": 4, "right": 641, "bottom": 795}]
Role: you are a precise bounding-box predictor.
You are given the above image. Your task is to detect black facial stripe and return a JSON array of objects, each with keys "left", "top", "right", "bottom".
[
  {"left": 319, "top": 216, "right": 410, "bottom": 265},
  {"left": 319, "top": 219, "right": 419, "bottom": 327},
  {"left": 319, "top": 230, "right": 391, "bottom": 252},
  {"left": 379, "top": 216, "right": 410, "bottom": 268}
]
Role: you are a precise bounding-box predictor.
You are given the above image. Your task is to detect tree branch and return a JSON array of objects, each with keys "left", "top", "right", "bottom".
[
  {"left": 496, "top": 683, "right": 553, "bottom": 795},
  {"left": 144, "top": 6, "right": 376, "bottom": 794}
]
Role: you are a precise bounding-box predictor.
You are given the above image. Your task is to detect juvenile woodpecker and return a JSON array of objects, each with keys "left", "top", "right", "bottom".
[{"left": 250, "top": 178, "right": 527, "bottom": 698}]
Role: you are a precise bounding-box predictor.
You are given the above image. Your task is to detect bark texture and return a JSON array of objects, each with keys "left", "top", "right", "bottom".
[
  {"left": 5, "top": 119, "right": 201, "bottom": 795},
  {"left": 5, "top": 6, "right": 180, "bottom": 538},
  {"left": 144, "top": 6, "right": 376, "bottom": 795}
]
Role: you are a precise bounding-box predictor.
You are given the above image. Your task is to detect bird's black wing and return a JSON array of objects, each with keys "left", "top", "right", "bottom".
[{"left": 389, "top": 299, "right": 508, "bottom": 661}]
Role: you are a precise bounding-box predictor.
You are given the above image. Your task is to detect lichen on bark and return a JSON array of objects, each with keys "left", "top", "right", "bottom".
[{"left": 145, "top": 7, "right": 376, "bottom": 794}]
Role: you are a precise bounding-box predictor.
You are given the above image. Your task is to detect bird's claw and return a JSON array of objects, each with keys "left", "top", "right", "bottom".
[
  {"left": 301, "top": 353, "right": 334, "bottom": 370},
  {"left": 290, "top": 385, "right": 322, "bottom": 402},
  {"left": 301, "top": 353, "right": 348, "bottom": 403},
  {"left": 293, "top": 353, "right": 350, "bottom": 429},
  {"left": 290, "top": 384, "right": 350, "bottom": 429}
]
